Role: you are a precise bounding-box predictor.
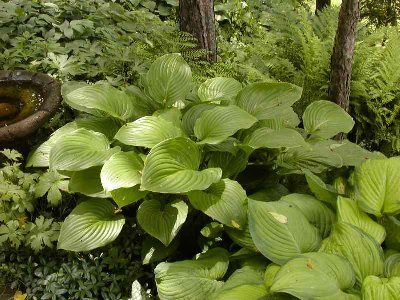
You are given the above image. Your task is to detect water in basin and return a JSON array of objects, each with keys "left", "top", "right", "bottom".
[{"left": 0, "top": 81, "right": 43, "bottom": 127}]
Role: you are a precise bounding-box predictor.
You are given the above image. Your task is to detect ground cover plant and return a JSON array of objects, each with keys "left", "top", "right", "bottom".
[{"left": 24, "top": 53, "right": 400, "bottom": 299}]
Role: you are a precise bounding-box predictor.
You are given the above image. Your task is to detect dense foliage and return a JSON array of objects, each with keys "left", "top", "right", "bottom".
[
  {"left": 2, "top": 0, "right": 400, "bottom": 299},
  {"left": 25, "top": 53, "right": 398, "bottom": 299}
]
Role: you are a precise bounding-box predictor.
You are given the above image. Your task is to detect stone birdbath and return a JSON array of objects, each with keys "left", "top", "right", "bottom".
[{"left": 0, "top": 70, "right": 61, "bottom": 150}]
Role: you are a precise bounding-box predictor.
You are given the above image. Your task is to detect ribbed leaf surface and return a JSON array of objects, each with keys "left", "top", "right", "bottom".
[
  {"left": 141, "top": 137, "right": 222, "bottom": 193},
  {"left": 248, "top": 199, "right": 321, "bottom": 264},
  {"left": 235, "top": 82, "right": 302, "bottom": 120},
  {"left": 58, "top": 199, "right": 125, "bottom": 251},
  {"left": 100, "top": 151, "right": 143, "bottom": 191},
  {"left": 270, "top": 253, "right": 356, "bottom": 299},
  {"left": 320, "top": 222, "right": 384, "bottom": 285},
  {"left": 137, "top": 199, "right": 188, "bottom": 246},
  {"left": 155, "top": 248, "right": 229, "bottom": 300},
  {"left": 50, "top": 129, "right": 119, "bottom": 171},
  {"left": 304, "top": 169, "right": 338, "bottom": 205},
  {"left": 198, "top": 77, "right": 242, "bottom": 103},
  {"left": 384, "top": 253, "right": 400, "bottom": 277},
  {"left": 244, "top": 128, "right": 307, "bottom": 149},
  {"left": 181, "top": 103, "right": 217, "bottom": 136},
  {"left": 303, "top": 100, "right": 354, "bottom": 139},
  {"left": 281, "top": 193, "right": 335, "bottom": 238},
  {"left": 337, "top": 196, "right": 386, "bottom": 244},
  {"left": 69, "top": 166, "right": 108, "bottom": 198},
  {"left": 362, "top": 276, "right": 400, "bottom": 300},
  {"left": 145, "top": 53, "right": 192, "bottom": 106},
  {"left": 64, "top": 84, "right": 137, "bottom": 120},
  {"left": 115, "top": 116, "right": 184, "bottom": 148},
  {"left": 354, "top": 157, "right": 400, "bottom": 216},
  {"left": 194, "top": 105, "right": 257, "bottom": 144},
  {"left": 110, "top": 186, "right": 147, "bottom": 208},
  {"left": 188, "top": 179, "right": 247, "bottom": 229}
]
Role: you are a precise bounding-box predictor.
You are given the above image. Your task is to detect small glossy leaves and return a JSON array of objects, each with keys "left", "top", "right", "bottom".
[
  {"left": 194, "top": 105, "right": 257, "bottom": 144},
  {"left": 303, "top": 100, "right": 354, "bottom": 139},
  {"left": 270, "top": 253, "right": 357, "bottom": 299},
  {"left": 49, "top": 129, "right": 119, "bottom": 171},
  {"left": 114, "top": 116, "right": 184, "bottom": 148},
  {"left": 361, "top": 276, "right": 400, "bottom": 300},
  {"left": 337, "top": 196, "right": 385, "bottom": 244},
  {"left": 188, "top": 179, "right": 247, "bottom": 229},
  {"left": 141, "top": 137, "right": 221, "bottom": 193},
  {"left": 281, "top": 193, "right": 335, "bottom": 238},
  {"left": 320, "top": 222, "right": 384, "bottom": 285},
  {"left": 198, "top": 77, "right": 242, "bottom": 103},
  {"left": 235, "top": 82, "right": 302, "bottom": 120},
  {"left": 354, "top": 157, "right": 400, "bottom": 216},
  {"left": 64, "top": 84, "right": 137, "bottom": 120},
  {"left": 248, "top": 199, "right": 321, "bottom": 264},
  {"left": 145, "top": 53, "right": 192, "bottom": 106},
  {"left": 58, "top": 199, "right": 125, "bottom": 251},
  {"left": 155, "top": 248, "right": 229, "bottom": 300},
  {"left": 137, "top": 199, "right": 188, "bottom": 246},
  {"left": 100, "top": 151, "right": 143, "bottom": 192}
]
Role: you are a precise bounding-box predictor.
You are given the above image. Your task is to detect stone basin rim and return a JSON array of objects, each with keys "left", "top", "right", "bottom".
[{"left": 0, "top": 70, "right": 61, "bottom": 142}]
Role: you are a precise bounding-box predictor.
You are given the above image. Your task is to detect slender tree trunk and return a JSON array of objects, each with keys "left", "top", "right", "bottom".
[
  {"left": 316, "top": 0, "right": 331, "bottom": 14},
  {"left": 329, "top": 0, "right": 360, "bottom": 113},
  {"left": 179, "top": 0, "right": 217, "bottom": 62}
]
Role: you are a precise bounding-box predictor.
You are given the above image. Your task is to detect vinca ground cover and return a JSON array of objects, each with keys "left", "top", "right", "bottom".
[{"left": 1, "top": 1, "right": 400, "bottom": 300}]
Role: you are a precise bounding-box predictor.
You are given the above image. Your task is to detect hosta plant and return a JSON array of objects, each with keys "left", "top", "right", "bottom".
[{"left": 28, "top": 54, "right": 399, "bottom": 299}]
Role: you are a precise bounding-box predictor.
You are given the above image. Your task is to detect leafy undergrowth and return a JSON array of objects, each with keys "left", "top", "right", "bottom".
[{"left": 18, "top": 54, "right": 400, "bottom": 299}]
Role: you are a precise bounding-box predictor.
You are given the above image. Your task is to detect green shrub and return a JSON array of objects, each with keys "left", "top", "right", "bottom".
[{"left": 25, "top": 53, "right": 397, "bottom": 299}]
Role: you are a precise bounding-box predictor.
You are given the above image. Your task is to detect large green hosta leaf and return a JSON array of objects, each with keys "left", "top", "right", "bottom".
[
  {"left": 181, "top": 103, "right": 217, "bottom": 136},
  {"left": 384, "top": 253, "right": 400, "bottom": 277},
  {"left": 155, "top": 248, "right": 229, "bottom": 300},
  {"left": 235, "top": 82, "right": 302, "bottom": 120},
  {"left": 27, "top": 122, "right": 78, "bottom": 167},
  {"left": 303, "top": 100, "right": 354, "bottom": 139},
  {"left": 243, "top": 128, "right": 307, "bottom": 149},
  {"left": 276, "top": 144, "right": 343, "bottom": 174},
  {"left": 381, "top": 216, "right": 400, "bottom": 250},
  {"left": 57, "top": 199, "right": 125, "bottom": 251},
  {"left": 187, "top": 179, "right": 247, "bottom": 229},
  {"left": 145, "top": 53, "right": 192, "bottom": 106},
  {"left": 270, "top": 253, "right": 357, "bottom": 300},
  {"left": 304, "top": 169, "right": 338, "bottom": 205},
  {"left": 248, "top": 199, "right": 321, "bottom": 264},
  {"left": 114, "top": 116, "right": 184, "bottom": 148},
  {"left": 69, "top": 166, "right": 108, "bottom": 198},
  {"left": 198, "top": 77, "right": 242, "bottom": 103},
  {"left": 137, "top": 199, "right": 188, "bottom": 246},
  {"left": 320, "top": 222, "right": 384, "bottom": 285},
  {"left": 49, "top": 129, "right": 119, "bottom": 171},
  {"left": 64, "top": 84, "right": 137, "bottom": 120},
  {"left": 110, "top": 187, "right": 147, "bottom": 208},
  {"left": 225, "top": 223, "right": 258, "bottom": 252},
  {"left": 362, "top": 276, "right": 400, "bottom": 300},
  {"left": 194, "top": 105, "right": 257, "bottom": 144},
  {"left": 141, "top": 137, "right": 221, "bottom": 193},
  {"left": 210, "top": 266, "right": 268, "bottom": 300},
  {"left": 354, "top": 157, "right": 400, "bottom": 216},
  {"left": 281, "top": 193, "right": 335, "bottom": 238},
  {"left": 100, "top": 152, "right": 143, "bottom": 192},
  {"left": 208, "top": 150, "right": 248, "bottom": 178},
  {"left": 337, "top": 196, "right": 385, "bottom": 244}
]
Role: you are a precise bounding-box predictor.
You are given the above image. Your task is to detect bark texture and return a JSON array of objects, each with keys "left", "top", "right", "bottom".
[
  {"left": 316, "top": 0, "right": 331, "bottom": 14},
  {"left": 329, "top": 0, "right": 360, "bottom": 112},
  {"left": 179, "top": 0, "right": 217, "bottom": 62}
]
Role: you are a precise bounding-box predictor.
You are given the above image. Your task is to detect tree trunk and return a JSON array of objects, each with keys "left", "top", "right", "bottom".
[
  {"left": 316, "top": 0, "right": 331, "bottom": 14},
  {"left": 329, "top": 0, "right": 360, "bottom": 113},
  {"left": 179, "top": 0, "right": 217, "bottom": 63}
]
